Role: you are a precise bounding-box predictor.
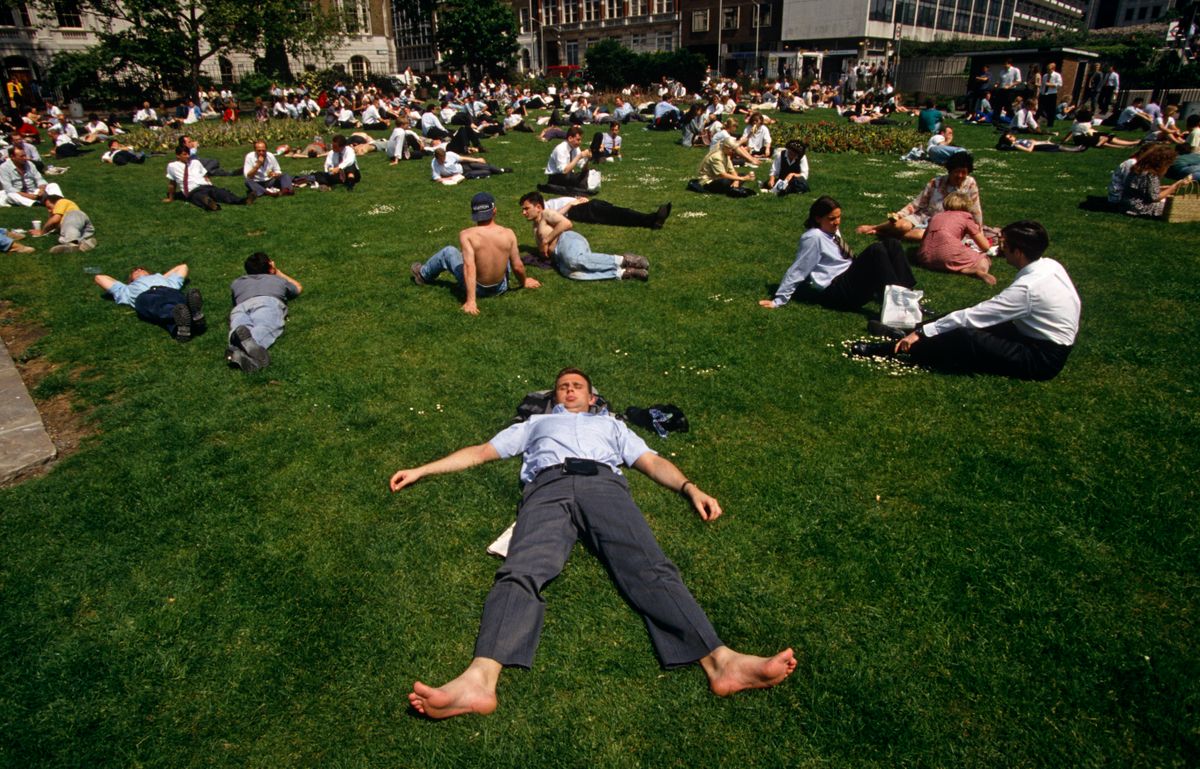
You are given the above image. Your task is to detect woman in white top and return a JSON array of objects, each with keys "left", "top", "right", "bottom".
[{"left": 741, "top": 112, "right": 772, "bottom": 157}]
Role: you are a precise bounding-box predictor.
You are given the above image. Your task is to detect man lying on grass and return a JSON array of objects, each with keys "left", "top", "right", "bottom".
[{"left": 389, "top": 367, "right": 796, "bottom": 719}]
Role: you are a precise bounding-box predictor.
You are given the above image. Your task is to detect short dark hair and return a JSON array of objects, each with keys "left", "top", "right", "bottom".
[
  {"left": 805, "top": 195, "right": 841, "bottom": 230},
  {"left": 519, "top": 191, "right": 545, "bottom": 207},
  {"left": 331, "top": 133, "right": 347, "bottom": 147},
  {"left": 1187, "top": 114, "right": 1200, "bottom": 129},
  {"left": 244, "top": 251, "right": 272, "bottom": 274},
  {"left": 1000, "top": 220, "right": 1049, "bottom": 261},
  {"left": 566, "top": 125, "right": 583, "bottom": 139},
  {"left": 944, "top": 151, "right": 975, "bottom": 173},
  {"left": 555, "top": 367, "right": 592, "bottom": 393},
  {"left": 785, "top": 140, "right": 807, "bottom": 157}
]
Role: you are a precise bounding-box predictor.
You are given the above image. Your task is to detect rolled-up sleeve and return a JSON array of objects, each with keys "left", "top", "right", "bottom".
[{"left": 488, "top": 422, "right": 529, "bottom": 459}]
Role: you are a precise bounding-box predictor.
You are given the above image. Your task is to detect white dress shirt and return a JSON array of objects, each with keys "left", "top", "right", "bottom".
[
  {"left": 922, "top": 257, "right": 1080, "bottom": 346},
  {"left": 165, "top": 159, "right": 210, "bottom": 195},
  {"left": 243, "top": 151, "right": 282, "bottom": 181}
]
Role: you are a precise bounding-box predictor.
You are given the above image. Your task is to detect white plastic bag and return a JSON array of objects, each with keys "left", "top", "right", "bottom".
[
  {"left": 880, "top": 284, "right": 924, "bottom": 330},
  {"left": 586, "top": 168, "right": 602, "bottom": 193}
]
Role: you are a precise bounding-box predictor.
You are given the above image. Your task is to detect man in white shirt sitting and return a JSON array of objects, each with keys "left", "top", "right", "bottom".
[
  {"left": 314, "top": 134, "right": 360, "bottom": 191},
  {"left": 243, "top": 141, "right": 293, "bottom": 198},
  {"left": 864, "top": 220, "right": 1081, "bottom": 381},
  {"left": 164, "top": 146, "right": 253, "bottom": 210},
  {"left": 545, "top": 126, "right": 591, "bottom": 190},
  {"left": 133, "top": 102, "right": 160, "bottom": 127}
]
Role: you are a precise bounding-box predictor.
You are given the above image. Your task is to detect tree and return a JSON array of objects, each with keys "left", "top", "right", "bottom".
[
  {"left": 435, "top": 0, "right": 519, "bottom": 82},
  {"left": 33, "top": 0, "right": 345, "bottom": 97}
]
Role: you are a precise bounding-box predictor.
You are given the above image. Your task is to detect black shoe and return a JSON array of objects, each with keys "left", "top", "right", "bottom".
[
  {"left": 652, "top": 202, "right": 671, "bottom": 230},
  {"left": 203, "top": 198, "right": 220, "bottom": 212},
  {"left": 226, "top": 345, "right": 259, "bottom": 373},
  {"left": 172, "top": 304, "right": 193, "bottom": 342},
  {"left": 232, "top": 325, "right": 270, "bottom": 369},
  {"left": 186, "top": 288, "right": 205, "bottom": 333},
  {"left": 849, "top": 341, "right": 896, "bottom": 358},
  {"left": 866, "top": 320, "right": 906, "bottom": 340}
]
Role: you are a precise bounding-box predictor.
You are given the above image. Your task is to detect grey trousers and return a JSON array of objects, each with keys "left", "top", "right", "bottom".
[
  {"left": 229, "top": 295, "right": 287, "bottom": 349},
  {"left": 59, "top": 210, "right": 96, "bottom": 249},
  {"left": 474, "top": 467, "right": 723, "bottom": 668}
]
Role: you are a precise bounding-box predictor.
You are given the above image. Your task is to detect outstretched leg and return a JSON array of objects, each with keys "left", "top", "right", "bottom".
[
  {"left": 700, "top": 646, "right": 797, "bottom": 696},
  {"left": 409, "top": 657, "right": 502, "bottom": 719}
]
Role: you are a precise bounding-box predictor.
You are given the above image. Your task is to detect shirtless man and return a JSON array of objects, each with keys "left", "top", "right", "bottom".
[
  {"left": 391, "top": 367, "right": 797, "bottom": 719},
  {"left": 519, "top": 191, "right": 649, "bottom": 281},
  {"left": 410, "top": 192, "right": 540, "bottom": 315}
]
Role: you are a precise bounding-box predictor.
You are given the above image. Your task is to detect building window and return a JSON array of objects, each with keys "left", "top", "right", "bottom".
[
  {"left": 563, "top": 0, "right": 578, "bottom": 23},
  {"left": 692, "top": 8, "right": 709, "bottom": 31},
  {"left": 651, "top": 0, "right": 671, "bottom": 14},
  {"left": 55, "top": 0, "right": 83, "bottom": 28},
  {"left": 722, "top": 6, "right": 738, "bottom": 29},
  {"left": 630, "top": 33, "right": 646, "bottom": 48},
  {"left": 519, "top": 7, "right": 530, "bottom": 33},
  {"left": 543, "top": 0, "right": 558, "bottom": 25},
  {"left": 350, "top": 55, "right": 370, "bottom": 80},
  {"left": 656, "top": 32, "right": 673, "bottom": 50},
  {"left": 342, "top": 0, "right": 368, "bottom": 34},
  {"left": 1151, "top": 4, "right": 1161, "bottom": 16},
  {"left": 565, "top": 40, "right": 579, "bottom": 64},
  {"left": 754, "top": 4, "right": 772, "bottom": 26},
  {"left": 629, "top": 0, "right": 647, "bottom": 14},
  {"left": 219, "top": 56, "right": 234, "bottom": 85},
  {"left": 606, "top": 0, "right": 623, "bottom": 18},
  {"left": 1137, "top": 5, "right": 1148, "bottom": 18},
  {"left": 584, "top": 0, "right": 601, "bottom": 21}
]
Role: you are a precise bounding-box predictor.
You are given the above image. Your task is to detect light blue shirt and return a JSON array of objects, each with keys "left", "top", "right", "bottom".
[
  {"left": 771, "top": 228, "right": 852, "bottom": 306},
  {"left": 106, "top": 273, "right": 184, "bottom": 308},
  {"left": 654, "top": 101, "right": 679, "bottom": 119},
  {"left": 613, "top": 103, "right": 635, "bottom": 120},
  {"left": 489, "top": 406, "right": 654, "bottom": 484}
]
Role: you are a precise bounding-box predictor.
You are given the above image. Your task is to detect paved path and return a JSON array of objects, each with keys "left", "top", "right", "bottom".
[{"left": 0, "top": 335, "right": 56, "bottom": 483}]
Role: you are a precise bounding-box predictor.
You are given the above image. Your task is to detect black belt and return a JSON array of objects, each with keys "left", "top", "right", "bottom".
[{"left": 536, "top": 458, "right": 615, "bottom": 480}]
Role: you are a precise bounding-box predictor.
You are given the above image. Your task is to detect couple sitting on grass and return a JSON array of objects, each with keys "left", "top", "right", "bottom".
[{"left": 760, "top": 194, "right": 1080, "bottom": 381}]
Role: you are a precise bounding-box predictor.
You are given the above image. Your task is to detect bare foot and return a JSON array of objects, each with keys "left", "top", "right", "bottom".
[
  {"left": 700, "top": 646, "right": 797, "bottom": 697},
  {"left": 408, "top": 658, "right": 501, "bottom": 720},
  {"left": 855, "top": 224, "right": 877, "bottom": 235},
  {"left": 980, "top": 272, "right": 997, "bottom": 286}
]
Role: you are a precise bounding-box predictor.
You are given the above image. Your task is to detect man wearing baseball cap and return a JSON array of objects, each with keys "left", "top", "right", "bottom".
[{"left": 411, "top": 192, "right": 540, "bottom": 315}]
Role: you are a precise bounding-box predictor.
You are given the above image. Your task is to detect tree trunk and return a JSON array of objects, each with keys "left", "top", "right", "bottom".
[{"left": 263, "top": 37, "right": 293, "bottom": 81}]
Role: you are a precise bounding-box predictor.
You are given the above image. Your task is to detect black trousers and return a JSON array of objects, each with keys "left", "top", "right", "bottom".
[
  {"left": 474, "top": 468, "right": 722, "bottom": 669},
  {"left": 314, "top": 166, "right": 361, "bottom": 189},
  {"left": 424, "top": 125, "right": 451, "bottom": 141},
  {"left": 185, "top": 184, "right": 246, "bottom": 208},
  {"left": 567, "top": 199, "right": 656, "bottom": 228},
  {"left": 447, "top": 126, "right": 483, "bottom": 154},
  {"left": 910, "top": 321, "right": 1072, "bottom": 381},
  {"left": 703, "top": 178, "right": 752, "bottom": 198},
  {"left": 462, "top": 163, "right": 503, "bottom": 179},
  {"left": 133, "top": 286, "right": 185, "bottom": 334},
  {"left": 818, "top": 239, "right": 914, "bottom": 310},
  {"left": 548, "top": 170, "right": 587, "bottom": 190}
]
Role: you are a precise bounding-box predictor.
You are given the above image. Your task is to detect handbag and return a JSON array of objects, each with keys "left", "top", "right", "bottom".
[{"left": 880, "top": 284, "right": 924, "bottom": 330}]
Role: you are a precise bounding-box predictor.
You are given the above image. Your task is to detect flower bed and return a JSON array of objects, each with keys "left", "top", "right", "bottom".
[{"left": 772, "top": 120, "right": 922, "bottom": 155}]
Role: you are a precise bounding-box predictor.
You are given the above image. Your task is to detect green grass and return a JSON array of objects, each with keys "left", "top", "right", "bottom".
[{"left": 0, "top": 111, "right": 1197, "bottom": 769}]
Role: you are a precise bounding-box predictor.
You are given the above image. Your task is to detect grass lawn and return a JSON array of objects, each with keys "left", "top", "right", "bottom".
[{"left": 0, "top": 109, "right": 1197, "bottom": 768}]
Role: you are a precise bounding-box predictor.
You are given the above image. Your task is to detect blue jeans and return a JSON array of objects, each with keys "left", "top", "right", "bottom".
[
  {"left": 229, "top": 295, "right": 288, "bottom": 349},
  {"left": 0, "top": 228, "right": 13, "bottom": 252},
  {"left": 553, "top": 231, "right": 621, "bottom": 281},
  {"left": 419, "top": 246, "right": 508, "bottom": 296}
]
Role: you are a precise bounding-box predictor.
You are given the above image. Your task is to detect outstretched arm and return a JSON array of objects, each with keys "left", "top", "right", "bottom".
[
  {"left": 164, "top": 264, "right": 189, "bottom": 280},
  {"left": 389, "top": 442, "right": 501, "bottom": 492},
  {"left": 632, "top": 452, "right": 723, "bottom": 522}
]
